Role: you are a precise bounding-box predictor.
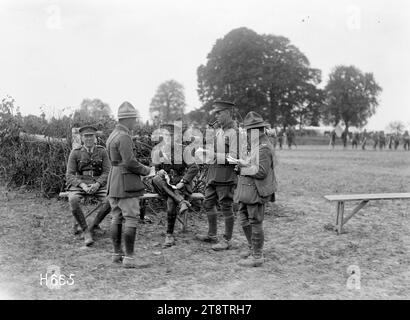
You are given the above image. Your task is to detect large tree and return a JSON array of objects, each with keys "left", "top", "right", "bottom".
[
  {"left": 322, "top": 65, "right": 382, "bottom": 132},
  {"left": 73, "top": 98, "right": 113, "bottom": 124},
  {"left": 197, "top": 27, "right": 323, "bottom": 128},
  {"left": 386, "top": 121, "right": 405, "bottom": 134},
  {"left": 149, "top": 79, "right": 186, "bottom": 124}
]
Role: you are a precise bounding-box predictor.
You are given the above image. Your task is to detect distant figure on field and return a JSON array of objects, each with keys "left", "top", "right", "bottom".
[
  {"left": 403, "top": 131, "right": 410, "bottom": 150},
  {"left": 329, "top": 130, "right": 336, "bottom": 149}
]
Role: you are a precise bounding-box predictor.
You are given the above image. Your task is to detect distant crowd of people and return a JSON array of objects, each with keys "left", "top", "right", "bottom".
[
  {"left": 264, "top": 127, "right": 410, "bottom": 151},
  {"left": 329, "top": 129, "right": 410, "bottom": 150},
  {"left": 265, "top": 127, "right": 297, "bottom": 149}
]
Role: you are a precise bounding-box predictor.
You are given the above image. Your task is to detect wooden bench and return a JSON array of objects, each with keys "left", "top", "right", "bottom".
[
  {"left": 324, "top": 193, "right": 410, "bottom": 234},
  {"left": 59, "top": 191, "right": 204, "bottom": 232}
]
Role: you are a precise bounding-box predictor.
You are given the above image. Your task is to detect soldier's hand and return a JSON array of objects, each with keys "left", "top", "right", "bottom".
[
  {"left": 237, "top": 159, "right": 251, "bottom": 167},
  {"left": 80, "top": 183, "right": 91, "bottom": 193},
  {"left": 157, "top": 169, "right": 167, "bottom": 177},
  {"left": 175, "top": 182, "right": 184, "bottom": 189},
  {"left": 88, "top": 183, "right": 100, "bottom": 194}
]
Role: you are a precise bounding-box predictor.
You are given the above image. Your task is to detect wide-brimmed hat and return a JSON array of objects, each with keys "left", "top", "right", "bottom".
[
  {"left": 210, "top": 100, "right": 236, "bottom": 115},
  {"left": 118, "top": 101, "right": 138, "bottom": 119},
  {"left": 243, "top": 111, "right": 269, "bottom": 130}
]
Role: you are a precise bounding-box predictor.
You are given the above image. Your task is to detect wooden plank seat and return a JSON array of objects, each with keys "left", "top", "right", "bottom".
[
  {"left": 59, "top": 191, "right": 205, "bottom": 232},
  {"left": 324, "top": 193, "right": 410, "bottom": 234}
]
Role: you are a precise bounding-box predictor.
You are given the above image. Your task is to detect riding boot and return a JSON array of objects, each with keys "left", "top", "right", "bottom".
[
  {"left": 211, "top": 211, "right": 234, "bottom": 251},
  {"left": 72, "top": 208, "right": 87, "bottom": 231},
  {"left": 89, "top": 201, "right": 111, "bottom": 233},
  {"left": 195, "top": 211, "right": 218, "bottom": 242},
  {"left": 111, "top": 223, "right": 123, "bottom": 263},
  {"left": 72, "top": 208, "right": 94, "bottom": 246},
  {"left": 239, "top": 225, "right": 252, "bottom": 258},
  {"left": 122, "top": 226, "right": 150, "bottom": 269}
]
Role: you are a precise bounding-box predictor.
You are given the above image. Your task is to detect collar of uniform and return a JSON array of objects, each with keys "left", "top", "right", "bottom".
[
  {"left": 222, "top": 120, "right": 235, "bottom": 131},
  {"left": 116, "top": 123, "right": 130, "bottom": 134},
  {"left": 83, "top": 145, "right": 95, "bottom": 153}
]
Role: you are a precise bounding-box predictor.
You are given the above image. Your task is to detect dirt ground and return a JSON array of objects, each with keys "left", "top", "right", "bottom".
[{"left": 0, "top": 145, "right": 409, "bottom": 300}]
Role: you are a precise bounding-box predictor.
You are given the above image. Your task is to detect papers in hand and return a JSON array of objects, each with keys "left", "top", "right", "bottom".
[{"left": 226, "top": 155, "right": 239, "bottom": 164}]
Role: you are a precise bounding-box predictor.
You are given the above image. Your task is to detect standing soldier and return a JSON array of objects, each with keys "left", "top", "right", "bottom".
[
  {"left": 372, "top": 132, "right": 379, "bottom": 150},
  {"left": 379, "top": 131, "right": 386, "bottom": 150},
  {"left": 341, "top": 130, "right": 348, "bottom": 149},
  {"left": 66, "top": 125, "right": 111, "bottom": 246},
  {"left": 196, "top": 100, "right": 239, "bottom": 251},
  {"left": 361, "top": 129, "right": 367, "bottom": 150},
  {"left": 351, "top": 132, "right": 359, "bottom": 149},
  {"left": 388, "top": 134, "right": 394, "bottom": 150},
  {"left": 234, "top": 112, "right": 277, "bottom": 267},
  {"left": 106, "top": 102, "right": 152, "bottom": 268},
  {"left": 330, "top": 130, "right": 336, "bottom": 149},
  {"left": 277, "top": 129, "right": 284, "bottom": 150},
  {"left": 149, "top": 122, "right": 199, "bottom": 248},
  {"left": 403, "top": 131, "right": 410, "bottom": 150},
  {"left": 394, "top": 133, "right": 400, "bottom": 150},
  {"left": 286, "top": 127, "right": 296, "bottom": 149}
]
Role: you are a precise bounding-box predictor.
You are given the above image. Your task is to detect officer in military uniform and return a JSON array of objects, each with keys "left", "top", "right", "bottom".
[
  {"left": 149, "top": 122, "right": 199, "bottom": 248},
  {"left": 234, "top": 112, "right": 277, "bottom": 267},
  {"left": 66, "top": 125, "right": 111, "bottom": 246},
  {"left": 106, "top": 101, "right": 152, "bottom": 268},
  {"left": 196, "top": 100, "right": 239, "bottom": 251}
]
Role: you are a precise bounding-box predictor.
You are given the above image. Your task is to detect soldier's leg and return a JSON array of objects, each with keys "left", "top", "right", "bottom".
[
  {"left": 118, "top": 197, "right": 150, "bottom": 269},
  {"left": 163, "top": 197, "right": 178, "bottom": 248},
  {"left": 250, "top": 203, "right": 265, "bottom": 258},
  {"left": 152, "top": 175, "right": 183, "bottom": 202},
  {"left": 237, "top": 202, "right": 252, "bottom": 258},
  {"left": 238, "top": 203, "right": 265, "bottom": 267},
  {"left": 212, "top": 185, "right": 234, "bottom": 251},
  {"left": 68, "top": 189, "right": 94, "bottom": 246},
  {"left": 196, "top": 184, "right": 218, "bottom": 242},
  {"left": 108, "top": 197, "right": 124, "bottom": 263},
  {"left": 89, "top": 188, "right": 111, "bottom": 233},
  {"left": 68, "top": 190, "right": 86, "bottom": 229}
]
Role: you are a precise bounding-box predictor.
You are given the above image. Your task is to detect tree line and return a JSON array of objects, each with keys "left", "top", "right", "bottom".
[
  {"left": 3, "top": 27, "right": 383, "bottom": 134},
  {"left": 151, "top": 27, "right": 382, "bottom": 134}
]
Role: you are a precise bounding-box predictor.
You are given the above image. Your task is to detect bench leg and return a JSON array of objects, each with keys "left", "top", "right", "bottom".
[{"left": 335, "top": 201, "right": 345, "bottom": 235}]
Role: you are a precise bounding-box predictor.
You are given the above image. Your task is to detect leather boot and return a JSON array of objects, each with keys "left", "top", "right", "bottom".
[
  {"left": 83, "top": 229, "right": 94, "bottom": 246},
  {"left": 89, "top": 201, "right": 111, "bottom": 234},
  {"left": 111, "top": 223, "right": 123, "bottom": 263},
  {"left": 72, "top": 208, "right": 93, "bottom": 246},
  {"left": 195, "top": 212, "right": 218, "bottom": 242},
  {"left": 238, "top": 225, "right": 264, "bottom": 267},
  {"left": 72, "top": 208, "right": 88, "bottom": 231},
  {"left": 239, "top": 225, "right": 252, "bottom": 258},
  {"left": 223, "top": 211, "right": 234, "bottom": 241},
  {"left": 252, "top": 226, "right": 264, "bottom": 259},
  {"left": 122, "top": 227, "right": 151, "bottom": 269}
]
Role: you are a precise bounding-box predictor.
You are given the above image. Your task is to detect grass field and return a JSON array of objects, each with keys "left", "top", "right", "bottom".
[{"left": 0, "top": 145, "right": 409, "bottom": 299}]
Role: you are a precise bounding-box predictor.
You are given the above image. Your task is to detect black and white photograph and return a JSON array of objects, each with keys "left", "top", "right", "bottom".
[{"left": 0, "top": 0, "right": 409, "bottom": 304}]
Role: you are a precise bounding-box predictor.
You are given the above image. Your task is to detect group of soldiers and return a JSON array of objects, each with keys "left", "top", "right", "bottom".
[
  {"left": 329, "top": 129, "right": 410, "bottom": 150},
  {"left": 267, "top": 127, "right": 297, "bottom": 150},
  {"left": 66, "top": 100, "right": 277, "bottom": 268}
]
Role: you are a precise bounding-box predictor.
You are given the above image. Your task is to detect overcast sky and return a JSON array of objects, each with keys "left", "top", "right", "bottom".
[{"left": 0, "top": 0, "right": 409, "bottom": 130}]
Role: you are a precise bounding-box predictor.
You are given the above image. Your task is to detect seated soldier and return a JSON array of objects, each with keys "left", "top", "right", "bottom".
[
  {"left": 66, "top": 125, "right": 111, "bottom": 246},
  {"left": 146, "top": 122, "right": 199, "bottom": 248}
]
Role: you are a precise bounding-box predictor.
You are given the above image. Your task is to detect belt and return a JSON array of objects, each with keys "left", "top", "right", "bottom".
[{"left": 81, "top": 171, "right": 100, "bottom": 177}]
